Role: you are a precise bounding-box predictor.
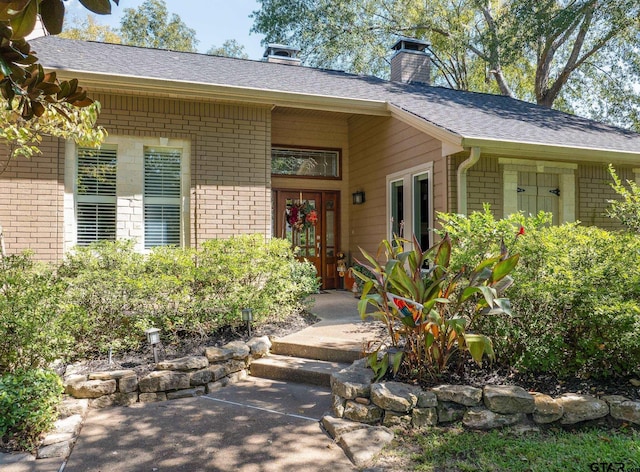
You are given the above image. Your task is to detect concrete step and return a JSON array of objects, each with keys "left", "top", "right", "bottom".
[
  {"left": 271, "top": 338, "right": 365, "bottom": 364},
  {"left": 250, "top": 354, "right": 350, "bottom": 387}
]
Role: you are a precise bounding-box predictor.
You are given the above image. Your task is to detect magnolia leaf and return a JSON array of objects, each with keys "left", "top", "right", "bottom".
[
  {"left": 0, "top": 1, "right": 30, "bottom": 21},
  {"left": 10, "top": 0, "right": 36, "bottom": 39},
  {"left": 40, "top": 0, "right": 65, "bottom": 35},
  {"left": 490, "top": 254, "right": 520, "bottom": 284},
  {"left": 78, "top": 0, "right": 113, "bottom": 15}
]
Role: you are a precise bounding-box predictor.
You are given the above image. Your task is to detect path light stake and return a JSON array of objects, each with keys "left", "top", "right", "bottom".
[
  {"left": 241, "top": 308, "right": 253, "bottom": 338},
  {"left": 145, "top": 328, "right": 161, "bottom": 363}
]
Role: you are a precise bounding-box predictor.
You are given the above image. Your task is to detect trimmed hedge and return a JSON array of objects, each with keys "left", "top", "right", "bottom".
[
  {"left": 439, "top": 208, "right": 640, "bottom": 378},
  {"left": 58, "top": 235, "right": 319, "bottom": 357}
]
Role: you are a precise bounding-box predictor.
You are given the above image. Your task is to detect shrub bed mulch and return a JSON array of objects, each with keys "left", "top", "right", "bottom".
[
  {"left": 60, "top": 310, "right": 320, "bottom": 379},
  {"left": 410, "top": 359, "right": 640, "bottom": 401}
]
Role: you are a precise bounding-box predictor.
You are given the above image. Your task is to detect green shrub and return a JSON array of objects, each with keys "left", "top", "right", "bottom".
[
  {"left": 439, "top": 208, "right": 640, "bottom": 378},
  {"left": 0, "top": 254, "right": 74, "bottom": 372},
  {"left": 0, "top": 369, "right": 63, "bottom": 451},
  {"left": 58, "top": 235, "right": 319, "bottom": 358}
]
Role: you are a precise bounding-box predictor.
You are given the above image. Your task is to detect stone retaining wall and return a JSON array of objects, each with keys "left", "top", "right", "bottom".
[
  {"left": 329, "top": 359, "right": 640, "bottom": 430},
  {"left": 32, "top": 337, "right": 271, "bottom": 461}
]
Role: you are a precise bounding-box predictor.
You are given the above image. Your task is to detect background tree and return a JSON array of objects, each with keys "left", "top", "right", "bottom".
[
  {"left": 0, "top": 0, "right": 117, "bottom": 162},
  {"left": 59, "top": 13, "right": 121, "bottom": 43},
  {"left": 119, "top": 0, "right": 197, "bottom": 52},
  {"left": 252, "top": 0, "right": 640, "bottom": 130},
  {"left": 207, "top": 39, "right": 249, "bottom": 59}
]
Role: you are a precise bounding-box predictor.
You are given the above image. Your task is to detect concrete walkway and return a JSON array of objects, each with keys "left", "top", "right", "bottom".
[{"left": 3, "top": 290, "right": 382, "bottom": 472}]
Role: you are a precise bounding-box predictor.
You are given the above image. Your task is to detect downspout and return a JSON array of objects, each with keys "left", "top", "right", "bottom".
[{"left": 457, "top": 146, "right": 481, "bottom": 215}]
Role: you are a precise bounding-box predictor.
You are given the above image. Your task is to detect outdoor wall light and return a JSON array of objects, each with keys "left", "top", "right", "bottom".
[
  {"left": 145, "top": 328, "right": 161, "bottom": 363},
  {"left": 241, "top": 308, "right": 253, "bottom": 337},
  {"left": 352, "top": 191, "right": 365, "bottom": 205}
]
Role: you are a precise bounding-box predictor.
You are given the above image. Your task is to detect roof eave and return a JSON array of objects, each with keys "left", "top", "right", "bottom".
[
  {"left": 462, "top": 137, "right": 640, "bottom": 164},
  {"left": 49, "top": 69, "right": 392, "bottom": 116},
  {"left": 387, "top": 103, "right": 464, "bottom": 156}
]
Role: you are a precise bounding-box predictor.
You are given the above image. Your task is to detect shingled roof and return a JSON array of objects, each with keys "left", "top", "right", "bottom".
[{"left": 32, "top": 36, "right": 640, "bottom": 157}]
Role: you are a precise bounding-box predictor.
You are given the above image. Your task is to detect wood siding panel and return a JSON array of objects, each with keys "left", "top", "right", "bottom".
[{"left": 348, "top": 115, "right": 445, "bottom": 258}]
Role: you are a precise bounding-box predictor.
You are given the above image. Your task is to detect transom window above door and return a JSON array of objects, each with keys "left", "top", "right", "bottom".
[{"left": 271, "top": 147, "right": 341, "bottom": 179}]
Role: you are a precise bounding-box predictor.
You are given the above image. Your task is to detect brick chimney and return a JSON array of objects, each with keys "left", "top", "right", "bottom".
[
  {"left": 263, "top": 44, "right": 301, "bottom": 65},
  {"left": 390, "top": 37, "right": 431, "bottom": 86}
]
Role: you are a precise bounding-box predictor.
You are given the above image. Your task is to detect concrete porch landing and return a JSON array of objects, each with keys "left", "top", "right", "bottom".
[{"left": 250, "top": 290, "right": 387, "bottom": 386}]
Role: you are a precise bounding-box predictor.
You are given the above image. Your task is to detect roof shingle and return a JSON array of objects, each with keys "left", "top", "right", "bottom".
[{"left": 32, "top": 36, "right": 640, "bottom": 154}]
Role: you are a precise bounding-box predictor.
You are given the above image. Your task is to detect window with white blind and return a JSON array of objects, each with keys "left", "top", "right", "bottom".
[
  {"left": 144, "top": 148, "right": 182, "bottom": 248},
  {"left": 76, "top": 148, "right": 117, "bottom": 245}
]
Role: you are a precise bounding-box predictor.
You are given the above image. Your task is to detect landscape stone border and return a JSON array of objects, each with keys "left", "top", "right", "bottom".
[
  {"left": 329, "top": 360, "right": 640, "bottom": 429},
  {"left": 14, "top": 336, "right": 273, "bottom": 463},
  {"left": 323, "top": 359, "right": 640, "bottom": 466}
]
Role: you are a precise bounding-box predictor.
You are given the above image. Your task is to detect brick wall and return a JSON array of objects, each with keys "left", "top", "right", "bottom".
[
  {"left": 3, "top": 92, "right": 272, "bottom": 261},
  {"left": 577, "top": 163, "right": 632, "bottom": 229},
  {"left": 0, "top": 137, "right": 64, "bottom": 261}
]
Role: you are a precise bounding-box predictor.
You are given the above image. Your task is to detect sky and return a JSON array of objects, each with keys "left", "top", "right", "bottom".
[{"left": 65, "top": 0, "right": 267, "bottom": 59}]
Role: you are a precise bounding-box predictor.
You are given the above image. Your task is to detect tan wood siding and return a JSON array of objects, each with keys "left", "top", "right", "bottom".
[{"left": 348, "top": 115, "right": 445, "bottom": 257}]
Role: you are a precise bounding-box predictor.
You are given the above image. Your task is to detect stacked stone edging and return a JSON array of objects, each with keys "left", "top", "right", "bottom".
[
  {"left": 31, "top": 336, "right": 272, "bottom": 461},
  {"left": 329, "top": 359, "right": 640, "bottom": 431}
]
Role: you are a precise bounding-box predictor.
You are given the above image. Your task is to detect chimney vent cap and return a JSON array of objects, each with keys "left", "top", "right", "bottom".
[{"left": 391, "top": 37, "right": 430, "bottom": 53}]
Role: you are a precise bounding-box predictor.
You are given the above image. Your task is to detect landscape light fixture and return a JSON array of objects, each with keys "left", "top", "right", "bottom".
[
  {"left": 352, "top": 191, "right": 365, "bottom": 205},
  {"left": 241, "top": 308, "right": 253, "bottom": 338},
  {"left": 145, "top": 328, "right": 161, "bottom": 363}
]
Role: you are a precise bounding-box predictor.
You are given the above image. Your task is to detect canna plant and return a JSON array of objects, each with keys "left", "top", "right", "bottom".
[{"left": 352, "top": 234, "right": 519, "bottom": 381}]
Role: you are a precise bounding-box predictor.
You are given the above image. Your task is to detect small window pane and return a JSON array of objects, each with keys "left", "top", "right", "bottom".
[
  {"left": 391, "top": 180, "right": 404, "bottom": 238},
  {"left": 77, "top": 202, "right": 116, "bottom": 245},
  {"left": 413, "top": 173, "right": 430, "bottom": 249},
  {"left": 272, "top": 148, "right": 339, "bottom": 177},
  {"left": 144, "top": 204, "right": 180, "bottom": 248},
  {"left": 76, "top": 147, "right": 117, "bottom": 245},
  {"left": 145, "top": 149, "right": 181, "bottom": 197}
]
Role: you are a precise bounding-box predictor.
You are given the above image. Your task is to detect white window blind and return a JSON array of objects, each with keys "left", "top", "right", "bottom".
[
  {"left": 144, "top": 148, "right": 181, "bottom": 248},
  {"left": 76, "top": 148, "right": 117, "bottom": 245}
]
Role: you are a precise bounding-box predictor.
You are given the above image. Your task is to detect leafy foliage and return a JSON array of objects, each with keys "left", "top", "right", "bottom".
[
  {"left": 0, "top": 253, "right": 75, "bottom": 373},
  {"left": 0, "top": 0, "right": 114, "bottom": 163},
  {"left": 59, "top": 13, "right": 122, "bottom": 43},
  {"left": 0, "top": 369, "right": 63, "bottom": 451},
  {"left": 207, "top": 39, "right": 249, "bottom": 59},
  {"left": 58, "top": 236, "right": 319, "bottom": 357},
  {"left": 353, "top": 234, "right": 517, "bottom": 381},
  {"left": 442, "top": 208, "right": 640, "bottom": 378},
  {"left": 119, "top": 0, "right": 197, "bottom": 52},
  {"left": 607, "top": 164, "right": 640, "bottom": 233}
]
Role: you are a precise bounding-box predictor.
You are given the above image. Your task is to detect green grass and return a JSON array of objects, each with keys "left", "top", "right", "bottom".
[{"left": 379, "top": 426, "right": 640, "bottom": 472}]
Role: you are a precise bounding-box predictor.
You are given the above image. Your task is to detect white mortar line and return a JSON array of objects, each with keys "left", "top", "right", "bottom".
[{"left": 201, "top": 395, "right": 318, "bottom": 422}]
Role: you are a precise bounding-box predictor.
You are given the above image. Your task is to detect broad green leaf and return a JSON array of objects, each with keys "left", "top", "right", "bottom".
[
  {"left": 490, "top": 254, "right": 520, "bottom": 284},
  {"left": 460, "top": 286, "right": 481, "bottom": 303},
  {"left": 78, "top": 0, "right": 112, "bottom": 15},
  {"left": 465, "top": 333, "right": 493, "bottom": 365}
]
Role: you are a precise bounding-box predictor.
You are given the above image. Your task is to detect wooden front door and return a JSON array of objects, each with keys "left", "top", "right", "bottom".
[{"left": 273, "top": 190, "right": 340, "bottom": 289}]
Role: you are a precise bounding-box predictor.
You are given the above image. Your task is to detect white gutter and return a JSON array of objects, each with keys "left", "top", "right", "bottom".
[{"left": 457, "top": 146, "right": 481, "bottom": 215}]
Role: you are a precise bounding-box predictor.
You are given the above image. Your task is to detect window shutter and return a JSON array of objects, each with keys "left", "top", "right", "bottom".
[
  {"left": 76, "top": 148, "right": 117, "bottom": 245},
  {"left": 144, "top": 148, "right": 181, "bottom": 248}
]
